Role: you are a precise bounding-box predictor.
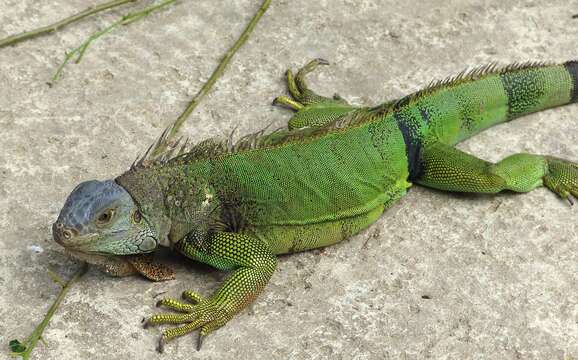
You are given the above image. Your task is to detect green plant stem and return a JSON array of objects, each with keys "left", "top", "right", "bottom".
[
  {"left": 10, "top": 263, "right": 88, "bottom": 359},
  {"left": 151, "top": 0, "right": 272, "bottom": 157},
  {"left": 0, "top": 0, "right": 139, "bottom": 49},
  {"left": 51, "top": 0, "right": 178, "bottom": 84}
]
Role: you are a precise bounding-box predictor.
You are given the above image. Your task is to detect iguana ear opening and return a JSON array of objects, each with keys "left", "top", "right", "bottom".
[{"left": 138, "top": 237, "right": 158, "bottom": 252}]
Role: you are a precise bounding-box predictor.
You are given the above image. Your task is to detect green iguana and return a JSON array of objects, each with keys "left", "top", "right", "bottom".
[{"left": 53, "top": 59, "right": 578, "bottom": 351}]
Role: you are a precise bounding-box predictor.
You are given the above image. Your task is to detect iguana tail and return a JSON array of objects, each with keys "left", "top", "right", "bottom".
[{"left": 405, "top": 61, "right": 578, "bottom": 145}]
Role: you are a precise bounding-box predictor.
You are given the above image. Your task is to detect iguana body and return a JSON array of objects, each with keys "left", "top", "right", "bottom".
[{"left": 53, "top": 59, "right": 578, "bottom": 350}]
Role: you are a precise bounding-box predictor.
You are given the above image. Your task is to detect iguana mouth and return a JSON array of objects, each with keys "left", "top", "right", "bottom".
[
  {"left": 64, "top": 249, "right": 175, "bottom": 281},
  {"left": 64, "top": 248, "right": 144, "bottom": 278},
  {"left": 64, "top": 249, "right": 131, "bottom": 269}
]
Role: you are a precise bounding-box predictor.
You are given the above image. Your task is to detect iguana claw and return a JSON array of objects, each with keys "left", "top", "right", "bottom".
[
  {"left": 197, "top": 333, "right": 204, "bottom": 351},
  {"left": 157, "top": 338, "right": 165, "bottom": 353}
]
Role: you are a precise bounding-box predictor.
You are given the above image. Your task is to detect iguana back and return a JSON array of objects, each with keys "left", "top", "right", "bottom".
[{"left": 117, "top": 61, "right": 578, "bottom": 253}]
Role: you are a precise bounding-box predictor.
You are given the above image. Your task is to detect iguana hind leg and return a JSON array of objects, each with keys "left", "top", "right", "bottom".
[
  {"left": 273, "top": 58, "right": 356, "bottom": 129},
  {"left": 416, "top": 141, "right": 578, "bottom": 204}
]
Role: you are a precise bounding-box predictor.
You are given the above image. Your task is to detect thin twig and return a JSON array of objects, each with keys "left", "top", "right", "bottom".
[
  {"left": 151, "top": 0, "right": 272, "bottom": 157},
  {"left": 51, "top": 0, "right": 178, "bottom": 84},
  {"left": 46, "top": 269, "right": 65, "bottom": 287},
  {"left": 9, "top": 263, "right": 88, "bottom": 360},
  {"left": 0, "top": 0, "right": 139, "bottom": 49}
]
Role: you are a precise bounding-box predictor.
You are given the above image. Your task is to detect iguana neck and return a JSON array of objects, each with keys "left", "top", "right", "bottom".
[
  {"left": 115, "top": 167, "right": 172, "bottom": 247},
  {"left": 115, "top": 162, "right": 222, "bottom": 248}
]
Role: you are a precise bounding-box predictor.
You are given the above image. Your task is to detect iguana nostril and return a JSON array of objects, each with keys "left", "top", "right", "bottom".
[{"left": 52, "top": 221, "right": 77, "bottom": 245}]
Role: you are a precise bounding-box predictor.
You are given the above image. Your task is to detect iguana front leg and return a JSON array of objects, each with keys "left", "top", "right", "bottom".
[
  {"left": 273, "top": 58, "right": 355, "bottom": 129},
  {"left": 416, "top": 141, "right": 578, "bottom": 203},
  {"left": 144, "top": 232, "right": 277, "bottom": 352}
]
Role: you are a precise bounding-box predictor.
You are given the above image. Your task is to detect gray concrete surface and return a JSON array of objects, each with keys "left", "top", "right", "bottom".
[{"left": 1, "top": 0, "right": 577, "bottom": 359}]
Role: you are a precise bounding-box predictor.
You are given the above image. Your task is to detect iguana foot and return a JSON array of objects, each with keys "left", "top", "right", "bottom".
[
  {"left": 544, "top": 157, "right": 578, "bottom": 205},
  {"left": 272, "top": 59, "right": 356, "bottom": 130},
  {"left": 273, "top": 58, "right": 348, "bottom": 109},
  {"left": 144, "top": 290, "right": 233, "bottom": 352}
]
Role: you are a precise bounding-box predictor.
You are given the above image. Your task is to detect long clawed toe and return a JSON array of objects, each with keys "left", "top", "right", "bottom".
[
  {"left": 155, "top": 297, "right": 196, "bottom": 312},
  {"left": 295, "top": 58, "right": 330, "bottom": 88},
  {"left": 553, "top": 186, "right": 577, "bottom": 206},
  {"left": 272, "top": 95, "right": 304, "bottom": 111},
  {"left": 550, "top": 184, "right": 578, "bottom": 206},
  {"left": 561, "top": 187, "right": 577, "bottom": 206}
]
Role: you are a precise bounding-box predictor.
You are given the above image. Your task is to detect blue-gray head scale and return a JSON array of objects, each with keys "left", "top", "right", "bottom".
[{"left": 53, "top": 179, "right": 158, "bottom": 255}]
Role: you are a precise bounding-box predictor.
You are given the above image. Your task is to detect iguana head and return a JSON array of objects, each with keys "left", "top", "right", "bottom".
[{"left": 52, "top": 179, "right": 158, "bottom": 255}]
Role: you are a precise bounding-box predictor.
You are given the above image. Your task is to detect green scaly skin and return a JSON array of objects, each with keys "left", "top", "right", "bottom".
[{"left": 54, "top": 58, "right": 578, "bottom": 351}]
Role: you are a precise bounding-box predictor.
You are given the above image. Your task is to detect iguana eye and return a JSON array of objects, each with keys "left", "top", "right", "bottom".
[
  {"left": 132, "top": 210, "right": 142, "bottom": 223},
  {"left": 96, "top": 209, "right": 114, "bottom": 225}
]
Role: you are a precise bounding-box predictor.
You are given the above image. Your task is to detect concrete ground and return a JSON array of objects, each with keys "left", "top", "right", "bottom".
[{"left": 1, "top": 0, "right": 577, "bottom": 359}]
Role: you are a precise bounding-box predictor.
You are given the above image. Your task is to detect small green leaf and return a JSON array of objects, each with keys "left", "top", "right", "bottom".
[{"left": 9, "top": 339, "right": 27, "bottom": 353}]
